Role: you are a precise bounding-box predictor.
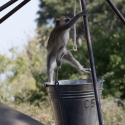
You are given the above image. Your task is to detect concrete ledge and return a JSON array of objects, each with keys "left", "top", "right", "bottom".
[{"left": 0, "top": 102, "right": 45, "bottom": 125}]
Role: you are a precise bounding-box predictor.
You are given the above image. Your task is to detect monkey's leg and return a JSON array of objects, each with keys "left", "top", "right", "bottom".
[
  {"left": 47, "top": 54, "right": 56, "bottom": 83},
  {"left": 63, "top": 51, "right": 90, "bottom": 73},
  {"left": 56, "top": 46, "right": 65, "bottom": 67}
]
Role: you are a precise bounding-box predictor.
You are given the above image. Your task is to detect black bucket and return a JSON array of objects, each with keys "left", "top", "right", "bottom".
[{"left": 45, "top": 79, "right": 103, "bottom": 125}]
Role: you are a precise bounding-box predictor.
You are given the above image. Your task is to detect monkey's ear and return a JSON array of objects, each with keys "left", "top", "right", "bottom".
[{"left": 54, "top": 19, "right": 60, "bottom": 27}]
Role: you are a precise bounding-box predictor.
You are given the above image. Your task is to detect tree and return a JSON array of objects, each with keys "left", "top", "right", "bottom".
[
  {"left": 36, "top": 0, "right": 125, "bottom": 31},
  {"left": 11, "top": 36, "right": 48, "bottom": 105},
  {"left": 0, "top": 55, "right": 13, "bottom": 101},
  {"left": 93, "top": 29, "right": 125, "bottom": 98},
  {"left": 0, "top": 30, "right": 48, "bottom": 104}
]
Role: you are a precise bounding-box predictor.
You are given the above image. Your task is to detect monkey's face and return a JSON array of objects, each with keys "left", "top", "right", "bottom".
[{"left": 55, "top": 16, "right": 71, "bottom": 27}]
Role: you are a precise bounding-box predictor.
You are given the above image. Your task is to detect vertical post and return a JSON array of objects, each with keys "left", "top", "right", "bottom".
[{"left": 79, "top": 0, "right": 104, "bottom": 125}]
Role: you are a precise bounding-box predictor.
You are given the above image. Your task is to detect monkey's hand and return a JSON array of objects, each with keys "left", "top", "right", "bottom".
[{"left": 78, "top": 10, "right": 88, "bottom": 17}]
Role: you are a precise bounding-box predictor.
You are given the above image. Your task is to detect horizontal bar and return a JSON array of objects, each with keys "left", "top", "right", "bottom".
[
  {"left": 0, "top": 0, "right": 30, "bottom": 24},
  {"left": 106, "top": 0, "right": 125, "bottom": 25},
  {"left": 0, "top": 0, "right": 18, "bottom": 12}
]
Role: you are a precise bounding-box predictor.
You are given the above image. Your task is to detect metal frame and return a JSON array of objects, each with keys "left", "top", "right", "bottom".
[
  {"left": 106, "top": 0, "right": 125, "bottom": 25},
  {"left": 80, "top": 0, "right": 125, "bottom": 125},
  {"left": 0, "top": 0, "right": 30, "bottom": 24},
  {"left": 0, "top": 0, "right": 18, "bottom": 12}
]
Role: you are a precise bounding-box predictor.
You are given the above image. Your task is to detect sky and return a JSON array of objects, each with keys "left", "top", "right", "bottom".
[{"left": 0, "top": 0, "right": 39, "bottom": 57}]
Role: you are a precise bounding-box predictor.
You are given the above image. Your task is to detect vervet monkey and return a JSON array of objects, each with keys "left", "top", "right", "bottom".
[{"left": 47, "top": 11, "right": 90, "bottom": 83}]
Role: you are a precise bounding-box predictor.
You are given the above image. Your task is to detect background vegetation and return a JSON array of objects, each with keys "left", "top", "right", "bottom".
[{"left": 0, "top": 0, "right": 125, "bottom": 125}]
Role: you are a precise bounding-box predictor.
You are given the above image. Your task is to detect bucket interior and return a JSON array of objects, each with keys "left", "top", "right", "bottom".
[{"left": 45, "top": 79, "right": 104, "bottom": 86}]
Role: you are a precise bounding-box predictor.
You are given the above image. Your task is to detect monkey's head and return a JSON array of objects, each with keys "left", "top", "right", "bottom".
[{"left": 55, "top": 16, "right": 71, "bottom": 27}]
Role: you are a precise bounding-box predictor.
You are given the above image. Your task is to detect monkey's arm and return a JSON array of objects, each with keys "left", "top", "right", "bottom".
[{"left": 58, "top": 11, "right": 87, "bottom": 30}]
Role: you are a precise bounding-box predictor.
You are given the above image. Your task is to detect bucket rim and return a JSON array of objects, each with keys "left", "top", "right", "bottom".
[{"left": 44, "top": 79, "right": 104, "bottom": 86}]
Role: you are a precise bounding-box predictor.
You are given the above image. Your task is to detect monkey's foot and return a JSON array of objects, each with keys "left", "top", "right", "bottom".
[{"left": 82, "top": 68, "right": 91, "bottom": 73}]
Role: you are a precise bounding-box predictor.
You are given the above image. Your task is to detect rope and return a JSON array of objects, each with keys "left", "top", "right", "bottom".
[
  {"left": 73, "top": 0, "right": 77, "bottom": 51},
  {"left": 79, "top": 0, "right": 82, "bottom": 11}
]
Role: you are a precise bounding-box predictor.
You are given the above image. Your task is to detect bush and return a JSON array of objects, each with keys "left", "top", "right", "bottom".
[{"left": 101, "top": 97, "right": 125, "bottom": 125}]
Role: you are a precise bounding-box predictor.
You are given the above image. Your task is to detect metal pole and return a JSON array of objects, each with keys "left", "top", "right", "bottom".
[
  {"left": 106, "top": 0, "right": 125, "bottom": 25},
  {"left": 0, "top": 0, "right": 18, "bottom": 12},
  {"left": 0, "top": 0, "right": 30, "bottom": 24},
  {"left": 79, "top": 0, "right": 104, "bottom": 125}
]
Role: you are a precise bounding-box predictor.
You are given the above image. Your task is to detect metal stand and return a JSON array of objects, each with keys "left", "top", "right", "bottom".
[
  {"left": 79, "top": 0, "right": 104, "bottom": 125},
  {"left": 79, "top": 0, "right": 125, "bottom": 124},
  {"left": 106, "top": 0, "right": 125, "bottom": 25},
  {"left": 0, "top": 0, "right": 30, "bottom": 24},
  {"left": 0, "top": 0, "right": 18, "bottom": 11}
]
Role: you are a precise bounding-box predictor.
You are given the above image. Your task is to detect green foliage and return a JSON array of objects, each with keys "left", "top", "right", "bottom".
[
  {"left": 0, "top": 55, "right": 14, "bottom": 101},
  {"left": 92, "top": 29, "right": 125, "bottom": 98},
  {"left": 0, "top": 30, "right": 49, "bottom": 103},
  {"left": 37, "top": 0, "right": 125, "bottom": 31},
  {"left": 102, "top": 97, "right": 125, "bottom": 125},
  {"left": 0, "top": 55, "right": 12, "bottom": 73},
  {"left": 13, "top": 36, "right": 48, "bottom": 104},
  {"left": 36, "top": 0, "right": 75, "bottom": 26}
]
